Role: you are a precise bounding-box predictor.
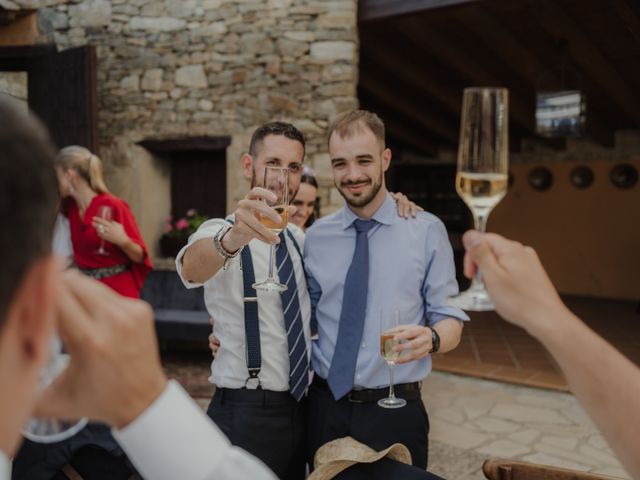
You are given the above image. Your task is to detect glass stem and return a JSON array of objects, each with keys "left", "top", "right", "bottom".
[
  {"left": 472, "top": 212, "right": 489, "bottom": 287},
  {"left": 388, "top": 363, "right": 396, "bottom": 399},
  {"left": 267, "top": 244, "right": 276, "bottom": 280}
]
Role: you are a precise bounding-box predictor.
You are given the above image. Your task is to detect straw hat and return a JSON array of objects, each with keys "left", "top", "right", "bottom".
[{"left": 308, "top": 436, "right": 412, "bottom": 480}]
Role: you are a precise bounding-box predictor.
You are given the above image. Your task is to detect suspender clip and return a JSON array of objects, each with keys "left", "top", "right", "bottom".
[{"left": 244, "top": 369, "right": 262, "bottom": 389}]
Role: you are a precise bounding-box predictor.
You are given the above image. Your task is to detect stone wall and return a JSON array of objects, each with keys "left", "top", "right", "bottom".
[{"left": 36, "top": 0, "right": 359, "bottom": 258}]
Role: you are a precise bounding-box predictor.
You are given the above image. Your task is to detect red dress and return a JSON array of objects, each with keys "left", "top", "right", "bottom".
[{"left": 64, "top": 193, "right": 152, "bottom": 298}]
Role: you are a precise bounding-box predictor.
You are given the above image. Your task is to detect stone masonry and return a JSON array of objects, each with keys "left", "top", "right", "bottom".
[{"left": 34, "top": 0, "right": 359, "bottom": 258}]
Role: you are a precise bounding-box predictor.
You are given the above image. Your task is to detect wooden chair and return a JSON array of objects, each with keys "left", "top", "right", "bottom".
[{"left": 482, "top": 458, "right": 622, "bottom": 480}]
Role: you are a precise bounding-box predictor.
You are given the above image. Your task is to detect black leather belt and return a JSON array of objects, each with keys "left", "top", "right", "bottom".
[
  {"left": 312, "top": 376, "right": 422, "bottom": 403},
  {"left": 215, "top": 387, "right": 298, "bottom": 406}
]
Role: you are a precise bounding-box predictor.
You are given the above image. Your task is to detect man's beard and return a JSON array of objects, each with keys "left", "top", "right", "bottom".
[
  {"left": 337, "top": 173, "right": 382, "bottom": 208},
  {"left": 251, "top": 168, "right": 298, "bottom": 203}
]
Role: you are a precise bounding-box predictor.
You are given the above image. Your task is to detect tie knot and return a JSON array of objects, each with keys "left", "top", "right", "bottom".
[{"left": 353, "top": 219, "right": 375, "bottom": 233}]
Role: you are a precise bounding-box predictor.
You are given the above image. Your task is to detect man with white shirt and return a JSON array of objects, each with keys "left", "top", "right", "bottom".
[
  {"left": 0, "top": 95, "right": 275, "bottom": 480},
  {"left": 178, "top": 122, "right": 311, "bottom": 480}
]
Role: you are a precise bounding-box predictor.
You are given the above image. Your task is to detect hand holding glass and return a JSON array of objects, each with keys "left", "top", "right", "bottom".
[
  {"left": 23, "top": 336, "right": 88, "bottom": 443},
  {"left": 449, "top": 87, "right": 509, "bottom": 311},
  {"left": 252, "top": 166, "right": 289, "bottom": 292},
  {"left": 95, "top": 205, "right": 113, "bottom": 256},
  {"left": 378, "top": 309, "right": 407, "bottom": 409}
]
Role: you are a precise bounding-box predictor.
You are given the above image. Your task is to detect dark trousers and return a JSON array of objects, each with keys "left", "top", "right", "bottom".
[
  {"left": 307, "top": 377, "right": 429, "bottom": 470},
  {"left": 207, "top": 387, "right": 307, "bottom": 480},
  {"left": 12, "top": 423, "right": 137, "bottom": 480}
]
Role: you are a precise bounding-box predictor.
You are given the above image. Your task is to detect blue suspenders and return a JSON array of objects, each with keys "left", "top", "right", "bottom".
[{"left": 224, "top": 217, "right": 303, "bottom": 387}]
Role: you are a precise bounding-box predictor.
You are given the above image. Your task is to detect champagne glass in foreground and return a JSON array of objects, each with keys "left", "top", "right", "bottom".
[
  {"left": 23, "top": 335, "right": 88, "bottom": 443},
  {"left": 253, "top": 166, "right": 289, "bottom": 292},
  {"left": 95, "top": 205, "right": 113, "bottom": 256},
  {"left": 449, "top": 87, "right": 509, "bottom": 311},
  {"left": 378, "top": 309, "right": 406, "bottom": 409}
]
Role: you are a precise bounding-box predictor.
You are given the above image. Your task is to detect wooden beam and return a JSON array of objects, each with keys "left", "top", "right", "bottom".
[
  {"left": 138, "top": 136, "right": 231, "bottom": 153},
  {"left": 358, "top": 0, "right": 479, "bottom": 23},
  {"left": 533, "top": 1, "right": 640, "bottom": 127},
  {"left": 389, "top": 20, "right": 537, "bottom": 135},
  {"left": 360, "top": 89, "right": 441, "bottom": 154},
  {"left": 385, "top": 122, "right": 440, "bottom": 156},
  {"left": 360, "top": 28, "right": 463, "bottom": 118},
  {"left": 359, "top": 74, "right": 459, "bottom": 143}
]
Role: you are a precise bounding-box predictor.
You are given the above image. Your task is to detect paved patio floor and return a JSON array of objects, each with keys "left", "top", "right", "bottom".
[
  {"left": 165, "top": 351, "right": 630, "bottom": 479},
  {"left": 423, "top": 372, "right": 629, "bottom": 479}
]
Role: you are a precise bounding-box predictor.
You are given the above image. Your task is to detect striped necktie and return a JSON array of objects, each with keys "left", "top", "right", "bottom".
[{"left": 276, "top": 231, "right": 309, "bottom": 401}]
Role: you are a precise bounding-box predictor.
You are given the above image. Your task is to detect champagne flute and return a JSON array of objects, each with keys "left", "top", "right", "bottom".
[
  {"left": 95, "top": 205, "right": 113, "bottom": 256},
  {"left": 252, "top": 166, "right": 289, "bottom": 292},
  {"left": 23, "top": 335, "right": 88, "bottom": 443},
  {"left": 378, "top": 309, "right": 407, "bottom": 409},
  {"left": 449, "top": 87, "right": 509, "bottom": 311}
]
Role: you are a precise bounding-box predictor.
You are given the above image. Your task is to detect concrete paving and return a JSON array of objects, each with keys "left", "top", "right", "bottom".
[{"left": 423, "top": 372, "right": 629, "bottom": 479}]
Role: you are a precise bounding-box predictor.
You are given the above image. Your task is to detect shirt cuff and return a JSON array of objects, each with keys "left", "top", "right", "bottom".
[
  {"left": 112, "top": 380, "right": 233, "bottom": 480},
  {"left": 0, "top": 449, "right": 10, "bottom": 480}
]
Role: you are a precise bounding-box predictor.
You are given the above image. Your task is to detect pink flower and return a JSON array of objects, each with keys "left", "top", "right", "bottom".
[
  {"left": 186, "top": 208, "right": 196, "bottom": 217},
  {"left": 175, "top": 218, "right": 189, "bottom": 231},
  {"left": 164, "top": 222, "right": 173, "bottom": 233}
]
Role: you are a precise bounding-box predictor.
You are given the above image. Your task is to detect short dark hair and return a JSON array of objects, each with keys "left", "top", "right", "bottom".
[
  {"left": 0, "top": 96, "right": 59, "bottom": 324},
  {"left": 328, "top": 109, "right": 385, "bottom": 147},
  {"left": 249, "top": 121, "right": 306, "bottom": 157}
]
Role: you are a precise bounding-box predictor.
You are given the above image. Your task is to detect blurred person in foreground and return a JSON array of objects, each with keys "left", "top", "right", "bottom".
[
  {"left": 0, "top": 94, "right": 275, "bottom": 480},
  {"left": 463, "top": 230, "right": 640, "bottom": 479}
]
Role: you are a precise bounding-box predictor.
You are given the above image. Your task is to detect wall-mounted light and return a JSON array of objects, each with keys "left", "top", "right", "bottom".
[
  {"left": 528, "top": 167, "right": 553, "bottom": 192},
  {"left": 610, "top": 163, "right": 638, "bottom": 189},
  {"left": 570, "top": 165, "right": 594, "bottom": 189}
]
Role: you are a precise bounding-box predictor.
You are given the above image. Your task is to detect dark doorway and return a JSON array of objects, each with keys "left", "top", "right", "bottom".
[{"left": 0, "top": 44, "right": 98, "bottom": 151}]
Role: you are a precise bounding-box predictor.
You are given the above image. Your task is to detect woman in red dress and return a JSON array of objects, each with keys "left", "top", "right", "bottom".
[{"left": 55, "top": 145, "right": 151, "bottom": 298}]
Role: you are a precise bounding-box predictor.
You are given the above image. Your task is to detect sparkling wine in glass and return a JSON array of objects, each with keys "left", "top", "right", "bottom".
[
  {"left": 253, "top": 166, "right": 289, "bottom": 292},
  {"left": 378, "top": 309, "right": 406, "bottom": 409},
  {"left": 449, "top": 87, "right": 509, "bottom": 311},
  {"left": 95, "top": 205, "right": 113, "bottom": 256},
  {"left": 23, "top": 336, "right": 88, "bottom": 443}
]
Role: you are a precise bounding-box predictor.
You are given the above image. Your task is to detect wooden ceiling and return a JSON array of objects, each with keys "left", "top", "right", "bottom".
[{"left": 358, "top": 0, "right": 640, "bottom": 155}]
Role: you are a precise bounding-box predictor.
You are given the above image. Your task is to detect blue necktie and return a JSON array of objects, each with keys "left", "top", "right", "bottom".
[
  {"left": 276, "top": 232, "right": 309, "bottom": 401},
  {"left": 327, "top": 219, "right": 376, "bottom": 400}
]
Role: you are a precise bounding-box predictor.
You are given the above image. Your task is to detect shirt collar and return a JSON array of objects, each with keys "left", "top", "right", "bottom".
[{"left": 341, "top": 192, "right": 397, "bottom": 229}]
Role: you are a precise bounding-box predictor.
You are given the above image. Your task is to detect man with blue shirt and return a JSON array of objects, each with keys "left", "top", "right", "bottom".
[{"left": 305, "top": 110, "right": 469, "bottom": 470}]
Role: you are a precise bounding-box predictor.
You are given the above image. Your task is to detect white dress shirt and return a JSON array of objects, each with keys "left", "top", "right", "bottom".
[
  {"left": 0, "top": 381, "right": 275, "bottom": 480},
  {"left": 176, "top": 217, "right": 311, "bottom": 392},
  {"left": 0, "top": 450, "right": 9, "bottom": 480},
  {"left": 112, "top": 381, "right": 276, "bottom": 480}
]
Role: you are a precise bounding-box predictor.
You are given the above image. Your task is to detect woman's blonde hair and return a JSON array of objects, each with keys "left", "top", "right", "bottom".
[{"left": 55, "top": 145, "right": 110, "bottom": 194}]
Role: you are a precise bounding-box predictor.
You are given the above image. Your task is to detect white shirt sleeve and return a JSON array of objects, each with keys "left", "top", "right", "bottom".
[
  {"left": 0, "top": 449, "right": 10, "bottom": 480},
  {"left": 175, "top": 218, "right": 233, "bottom": 289},
  {"left": 111, "top": 381, "right": 276, "bottom": 480}
]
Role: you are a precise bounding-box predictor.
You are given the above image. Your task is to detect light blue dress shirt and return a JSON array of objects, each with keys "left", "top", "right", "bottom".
[{"left": 304, "top": 192, "right": 469, "bottom": 389}]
